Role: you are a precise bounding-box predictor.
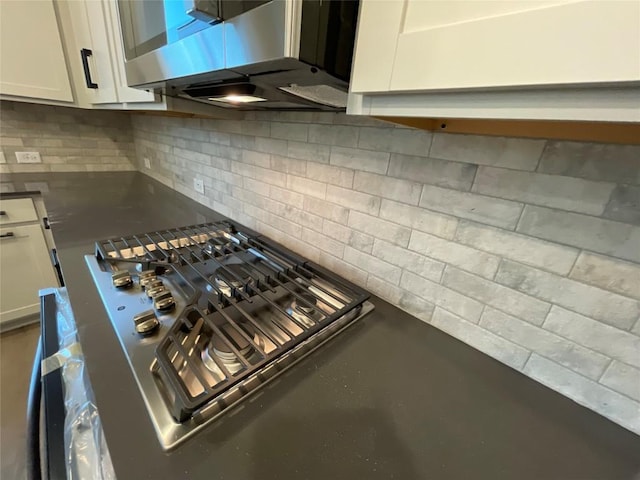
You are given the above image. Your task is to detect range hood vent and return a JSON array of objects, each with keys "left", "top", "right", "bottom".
[
  {"left": 119, "top": 0, "right": 359, "bottom": 111},
  {"left": 279, "top": 85, "right": 348, "bottom": 109},
  {"left": 181, "top": 76, "right": 348, "bottom": 110}
]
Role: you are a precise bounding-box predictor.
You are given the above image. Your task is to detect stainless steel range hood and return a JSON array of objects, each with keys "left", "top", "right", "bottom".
[{"left": 118, "top": 0, "right": 359, "bottom": 110}]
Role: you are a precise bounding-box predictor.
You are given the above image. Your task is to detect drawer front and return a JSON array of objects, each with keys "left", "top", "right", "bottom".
[
  {"left": 0, "top": 224, "right": 58, "bottom": 325},
  {"left": 0, "top": 198, "right": 38, "bottom": 225}
]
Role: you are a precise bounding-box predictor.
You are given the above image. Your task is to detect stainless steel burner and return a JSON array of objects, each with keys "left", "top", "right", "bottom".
[
  {"left": 212, "top": 263, "right": 253, "bottom": 297},
  {"left": 204, "top": 239, "right": 224, "bottom": 256},
  {"left": 287, "top": 292, "right": 323, "bottom": 328},
  {"left": 202, "top": 324, "right": 258, "bottom": 374}
]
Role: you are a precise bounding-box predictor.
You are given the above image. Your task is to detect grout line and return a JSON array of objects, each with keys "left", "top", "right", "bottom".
[
  {"left": 534, "top": 140, "right": 549, "bottom": 172},
  {"left": 522, "top": 351, "right": 534, "bottom": 369},
  {"left": 436, "top": 262, "right": 446, "bottom": 284},
  {"left": 540, "top": 303, "right": 553, "bottom": 328},
  {"left": 566, "top": 249, "right": 583, "bottom": 278},
  {"left": 451, "top": 217, "right": 461, "bottom": 240},
  {"left": 514, "top": 204, "right": 527, "bottom": 232},
  {"left": 477, "top": 305, "right": 487, "bottom": 325},
  {"left": 632, "top": 317, "right": 640, "bottom": 335},
  {"left": 601, "top": 182, "right": 617, "bottom": 216},
  {"left": 468, "top": 164, "right": 480, "bottom": 192},
  {"left": 439, "top": 263, "right": 450, "bottom": 285},
  {"left": 426, "top": 130, "right": 435, "bottom": 157},
  {"left": 596, "top": 358, "right": 614, "bottom": 383},
  {"left": 491, "top": 257, "right": 502, "bottom": 281}
]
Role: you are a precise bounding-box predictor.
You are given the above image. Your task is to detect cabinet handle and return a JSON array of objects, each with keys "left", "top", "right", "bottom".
[
  {"left": 0, "top": 232, "right": 15, "bottom": 239},
  {"left": 0, "top": 210, "right": 6, "bottom": 216},
  {"left": 50, "top": 248, "right": 65, "bottom": 287},
  {"left": 80, "top": 48, "right": 98, "bottom": 89}
]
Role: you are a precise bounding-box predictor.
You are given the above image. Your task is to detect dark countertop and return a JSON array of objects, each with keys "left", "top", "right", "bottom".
[{"left": 4, "top": 172, "right": 640, "bottom": 480}]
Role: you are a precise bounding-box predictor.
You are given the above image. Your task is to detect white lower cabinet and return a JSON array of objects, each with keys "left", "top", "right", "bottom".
[{"left": 0, "top": 200, "right": 58, "bottom": 330}]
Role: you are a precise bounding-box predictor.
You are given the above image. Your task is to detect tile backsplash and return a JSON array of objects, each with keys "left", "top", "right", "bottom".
[
  {"left": 2, "top": 99, "right": 637, "bottom": 435},
  {"left": 0, "top": 101, "right": 135, "bottom": 173},
  {"left": 131, "top": 111, "right": 640, "bottom": 435}
]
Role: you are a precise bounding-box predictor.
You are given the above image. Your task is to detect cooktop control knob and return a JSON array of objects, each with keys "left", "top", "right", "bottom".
[
  {"left": 146, "top": 279, "right": 165, "bottom": 298},
  {"left": 112, "top": 270, "right": 133, "bottom": 289},
  {"left": 133, "top": 310, "right": 160, "bottom": 337},
  {"left": 139, "top": 270, "right": 157, "bottom": 288},
  {"left": 153, "top": 290, "right": 175, "bottom": 312}
]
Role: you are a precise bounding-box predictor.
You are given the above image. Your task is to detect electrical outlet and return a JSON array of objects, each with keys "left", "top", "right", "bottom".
[
  {"left": 0, "top": 152, "right": 6, "bottom": 164},
  {"left": 193, "top": 178, "right": 205, "bottom": 194},
  {"left": 144, "top": 157, "right": 151, "bottom": 169},
  {"left": 16, "top": 151, "right": 41, "bottom": 164}
]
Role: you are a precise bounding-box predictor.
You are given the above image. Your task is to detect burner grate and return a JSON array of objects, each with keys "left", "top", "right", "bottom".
[{"left": 94, "top": 220, "right": 236, "bottom": 265}]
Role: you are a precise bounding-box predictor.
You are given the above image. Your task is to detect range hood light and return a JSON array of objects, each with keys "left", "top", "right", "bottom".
[{"left": 208, "top": 95, "right": 267, "bottom": 104}]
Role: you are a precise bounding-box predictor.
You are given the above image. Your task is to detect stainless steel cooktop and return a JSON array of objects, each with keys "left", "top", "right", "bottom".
[{"left": 85, "top": 221, "right": 373, "bottom": 450}]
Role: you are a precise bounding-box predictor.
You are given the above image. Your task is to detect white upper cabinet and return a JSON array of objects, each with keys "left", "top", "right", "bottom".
[
  {"left": 349, "top": 0, "right": 640, "bottom": 121},
  {"left": 0, "top": 0, "right": 159, "bottom": 109},
  {"left": 61, "top": 0, "right": 119, "bottom": 104},
  {"left": 0, "top": 0, "right": 73, "bottom": 103},
  {"left": 58, "top": 0, "right": 156, "bottom": 106}
]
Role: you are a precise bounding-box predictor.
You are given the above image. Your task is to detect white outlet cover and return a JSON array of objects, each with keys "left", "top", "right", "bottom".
[
  {"left": 16, "top": 151, "right": 41, "bottom": 164},
  {"left": 193, "top": 178, "right": 205, "bottom": 194},
  {"left": 144, "top": 157, "right": 151, "bottom": 169},
  {"left": 0, "top": 152, "right": 6, "bottom": 164}
]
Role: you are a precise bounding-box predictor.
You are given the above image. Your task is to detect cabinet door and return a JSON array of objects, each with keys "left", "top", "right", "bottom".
[
  {"left": 64, "top": 0, "right": 119, "bottom": 104},
  {"left": 0, "top": 224, "right": 58, "bottom": 326},
  {"left": 0, "top": 0, "right": 73, "bottom": 102},
  {"left": 351, "top": 0, "right": 640, "bottom": 93}
]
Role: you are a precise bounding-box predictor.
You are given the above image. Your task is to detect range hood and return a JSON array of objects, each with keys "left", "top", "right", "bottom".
[{"left": 118, "top": 0, "right": 359, "bottom": 110}]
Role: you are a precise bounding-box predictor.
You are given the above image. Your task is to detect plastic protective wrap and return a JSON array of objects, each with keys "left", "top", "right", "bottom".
[{"left": 49, "top": 288, "right": 116, "bottom": 480}]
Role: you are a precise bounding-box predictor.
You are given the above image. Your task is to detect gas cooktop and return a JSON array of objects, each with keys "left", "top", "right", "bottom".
[{"left": 85, "top": 221, "right": 373, "bottom": 450}]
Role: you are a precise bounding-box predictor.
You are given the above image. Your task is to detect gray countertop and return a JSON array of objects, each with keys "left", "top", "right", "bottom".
[{"left": 4, "top": 172, "right": 639, "bottom": 480}]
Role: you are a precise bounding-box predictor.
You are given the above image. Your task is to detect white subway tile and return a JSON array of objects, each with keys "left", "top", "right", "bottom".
[
  {"left": 353, "top": 171, "right": 421, "bottom": 205},
  {"left": 431, "top": 308, "right": 530, "bottom": 369},
  {"left": 326, "top": 185, "right": 380, "bottom": 215},
  {"left": 401, "top": 271, "right": 484, "bottom": 323},
  {"left": 379, "top": 199, "right": 458, "bottom": 239},
  {"left": 480, "top": 307, "right": 609, "bottom": 380},
  {"left": 409, "top": 231, "right": 500, "bottom": 279},
  {"left": 524, "top": 354, "right": 640, "bottom": 435},
  {"left": 348, "top": 211, "right": 411, "bottom": 247},
  {"left": 455, "top": 221, "right": 578, "bottom": 275},
  {"left": 430, "top": 133, "right": 545, "bottom": 171},
  {"left": 496, "top": 261, "right": 640, "bottom": 330},
  {"left": 473, "top": 166, "right": 616, "bottom": 216},
  {"left": 343, "top": 246, "right": 402, "bottom": 285},
  {"left": 543, "top": 306, "right": 640, "bottom": 369},
  {"left": 329, "top": 146, "right": 389, "bottom": 174},
  {"left": 420, "top": 185, "right": 523, "bottom": 230}
]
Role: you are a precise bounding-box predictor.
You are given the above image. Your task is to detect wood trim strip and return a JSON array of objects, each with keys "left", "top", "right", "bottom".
[{"left": 377, "top": 117, "right": 640, "bottom": 145}]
